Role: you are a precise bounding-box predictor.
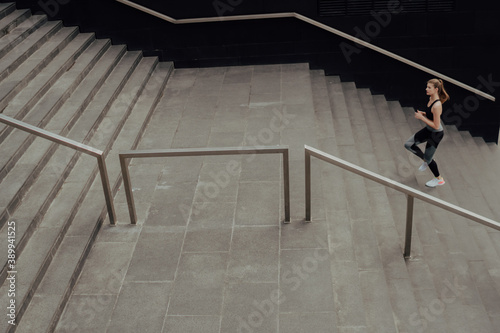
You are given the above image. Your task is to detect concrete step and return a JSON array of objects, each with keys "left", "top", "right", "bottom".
[
  {"left": 0, "top": 3, "right": 15, "bottom": 18},
  {"left": 0, "top": 20, "right": 71, "bottom": 108},
  {"left": 0, "top": 32, "right": 97, "bottom": 139},
  {"left": 0, "top": 32, "right": 97, "bottom": 174},
  {"left": 0, "top": 20, "right": 66, "bottom": 82},
  {"left": 0, "top": 14, "right": 47, "bottom": 61},
  {"left": 457, "top": 131, "right": 500, "bottom": 220},
  {"left": 0, "top": 9, "right": 31, "bottom": 38},
  {"left": 0, "top": 56, "right": 170, "bottom": 333}
]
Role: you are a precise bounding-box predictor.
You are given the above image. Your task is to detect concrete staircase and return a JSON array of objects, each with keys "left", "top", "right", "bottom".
[
  {"left": 0, "top": 3, "right": 173, "bottom": 332},
  {"left": 319, "top": 76, "right": 500, "bottom": 332},
  {"left": 0, "top": 2, "right": 499, "bottom": 332}
]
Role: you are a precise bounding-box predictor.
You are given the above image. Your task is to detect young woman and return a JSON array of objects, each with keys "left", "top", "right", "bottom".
[{"left": 404, "top": 78, "right": 449, "bottom": 187}]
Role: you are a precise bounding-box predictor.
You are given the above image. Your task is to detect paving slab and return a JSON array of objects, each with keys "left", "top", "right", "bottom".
[
  {"left": 227, "top": 226, "right": 279, "bottom": 283},
  {"left": 55, "top": 294, "right": 117, "bottom": 333},
  {"left": 221, "top": 282, "right": 279, "bottom": 333},
  {"left": 167, "top": 252, "right": 228, "bottom": 316},
  {"left": 106, "top": 281, "right": 172, "bottom": 333},
  {"left": 235, "top": 181, "right": 280, "bottom": 225},
  {"left": 125, "top": 226, "right": 184, "bottom": 282}
]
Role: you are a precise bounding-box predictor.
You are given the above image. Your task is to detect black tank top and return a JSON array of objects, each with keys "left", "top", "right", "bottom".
[
  {"left": 425, "top": 99, "right": 439, "bottom": 121},
  {"left": 424, "top": 99, "right": 443, "bottom": 132}
]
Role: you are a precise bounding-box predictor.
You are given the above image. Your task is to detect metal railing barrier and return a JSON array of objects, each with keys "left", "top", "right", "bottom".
[
  {"left": 304, "top": 145, "right": 500, "bottom": 258},
  {"left": 0, "top": 114, "right": 117, "bottom": 224},
  {"left": 119, "top": 146, "right": 290, "bottom": 224},
  {"left": 115, "top": 0, "right": 495, "bottom": 102}
]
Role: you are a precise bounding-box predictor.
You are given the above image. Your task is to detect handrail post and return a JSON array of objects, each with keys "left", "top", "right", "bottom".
[
  {"left": 305, "top": 149, "right": 311, "bottom": 222},
  {"left": 119, "top": 155, "right": 137, "bottom": 225},
  {"left": 404, "top": 195, "right": 414, "bottom": 259},
  {"left": 97, "top": 155, "right": 117, "bottom": 225},
  {"left": 283, "top": 149, "right": 290, "bottom": 223}
]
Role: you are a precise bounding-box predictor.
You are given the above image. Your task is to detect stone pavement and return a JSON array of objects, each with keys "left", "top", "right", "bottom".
[
  {"left": 57, "top": 64, "right": 342, "bottom": 333},
  {"left": 55, "top": 64, "right": 500, "bottom": 333}
]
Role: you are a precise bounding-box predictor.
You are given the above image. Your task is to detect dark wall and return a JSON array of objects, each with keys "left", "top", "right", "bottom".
[{"left": 6, "top": 0, "right": 499, "bottom": 142}]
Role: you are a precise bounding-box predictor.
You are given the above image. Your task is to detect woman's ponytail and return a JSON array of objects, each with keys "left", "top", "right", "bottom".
[{"left": 428, "top": 78, "right": 450, "bottom": 104}]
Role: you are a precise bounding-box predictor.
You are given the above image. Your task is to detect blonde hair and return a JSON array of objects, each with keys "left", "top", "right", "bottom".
[{"left": 428, "top": 78, "right": 450, "bottom": 104}]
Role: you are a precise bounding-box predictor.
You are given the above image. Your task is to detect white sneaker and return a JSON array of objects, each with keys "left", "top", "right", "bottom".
[
  {"left": 418, "top": 162, "right": 428, "bottom": 171},
  {"left": 426, "top": 177, "right": 445, "bottom": 188}
]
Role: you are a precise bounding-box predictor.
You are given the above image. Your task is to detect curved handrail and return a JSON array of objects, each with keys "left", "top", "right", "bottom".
[
  {"left": 116, "top": 0, "right": 495, "bottom": 102},
  {"left": 119, "top": 146, "right": 290, "bottom": 224},
  {"left": 304, "top": 145, "right": 500, "bottom": 258}
]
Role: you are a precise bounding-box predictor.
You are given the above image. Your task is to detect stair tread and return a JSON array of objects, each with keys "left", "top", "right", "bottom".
[
  {"left": 0, "top": 38, "right": 109, "bottom": 186},
  {"left": 0, "top": 21, "right": 69, "bottom": 106},
  {"left": 0, "top": 33, "right": 97, "bottom": 122},
  {"left": 0, "top": 21, "right": 66, "bottom": 81},
  {"left": 0, "top": 9, "right": 30, "bottom": 37},
  {"left": 0, "top": 14, "right": 47, "bottom": 58},
  {"left": 0, "top": 3, "right": 15, "bottom": 17}
]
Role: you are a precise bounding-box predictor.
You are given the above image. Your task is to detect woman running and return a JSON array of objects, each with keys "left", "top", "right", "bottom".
[{"left": 404, "top": 78, "right": 449, "bottom": 187}]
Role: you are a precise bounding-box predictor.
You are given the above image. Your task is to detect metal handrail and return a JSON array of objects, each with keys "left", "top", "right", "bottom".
[
  {"left": 119, "top": 146, "right": 290, "bottom": 224},
  {"left": 115, "top": 0, "right": 495, "bottom": 102},
  {"left": 304, "top": 145, "right": 500, "bottom": 258},
  {"left": 0, "top": 114, "right": 117, "bottom": 224}
]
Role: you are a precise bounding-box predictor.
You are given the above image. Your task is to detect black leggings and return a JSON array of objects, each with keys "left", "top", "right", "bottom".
[{"left": 404, "top": 127, "right": 444, "bottom": 178}]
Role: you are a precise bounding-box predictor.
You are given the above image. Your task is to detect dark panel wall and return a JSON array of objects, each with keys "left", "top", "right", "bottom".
[{"left": 5, "top": 0, "right": 500, "bottom": 142}]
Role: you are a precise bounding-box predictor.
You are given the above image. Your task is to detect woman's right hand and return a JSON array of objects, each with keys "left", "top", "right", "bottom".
[{"left": 415, "top": 110, "right": 426, "bottom": 120}]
